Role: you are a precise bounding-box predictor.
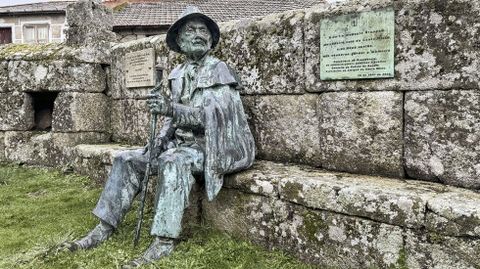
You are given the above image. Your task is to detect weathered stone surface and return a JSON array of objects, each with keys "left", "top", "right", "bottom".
[
  {"left": 318, "top": 91, "right": 404, "bottom": 178},
  {"left": 4, "top": 131, "right": 109, "bottom": 166},
  {"left": 8, "top": 60, "right": 106, "bottom": 92},
  {"left": 405, "top": 90, "right": 480, "bottom": 189},
  {"left": 248, "top": 94, "right": 321, "bottom": 166},
  {"left": 0, "top": 92, "right": 34, "bottom": 131},
  {"left": 224, "top": 161, "right": 289, "bottom": 197},
  {"left": 229, "top": 161, "right": 439, "bottom": 229},
  {"left": 228, "top": 160, "right": 480, "bottom": 233},
  {"left": 64, "top": 0, "right": 116, "bottom": 47},
  {"left": 279, "top": 169, "right": 431, "bottom": 229},
  {"left": 52, "top": 92, "right": 110, "bottom": 132},
  {"left": 216, "top": 11, "right": 305, "bottom": 95},
  {"left": 0, "top": 61, "right": 8, "bottom": 92},
  {"left": 405, "top": 230, "right": 480, "bottom": 269},
  {"left": 71, "top": 144, "right": 140, "bottom": 183},
  {"left": 111, "top": 99, "right": 150, "bottom": 145},
  {"left": 0, "top": 43, "right": 110, "bottom": 64},
  {"left": 109, "top": 35, "right": 172, "bottom": 100},
  {"left": 426, "top": 188, "right": 480, "bottom": 237},
  {"left": 305, "top": 0, "right": 480, "bottom": 92},
  {"left": 0, "top": 132, "right": 5, "bottom": 162},
  {"left": 203, "top": 189, "right": 405, "bottom": 268},
  {"left": 217, "top": 161, "right": 480, "bottom": 268}
]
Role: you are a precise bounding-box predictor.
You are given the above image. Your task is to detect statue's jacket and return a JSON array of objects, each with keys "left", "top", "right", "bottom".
[{"left": 160, "top": 54, "right": 255, "bottom": 201}]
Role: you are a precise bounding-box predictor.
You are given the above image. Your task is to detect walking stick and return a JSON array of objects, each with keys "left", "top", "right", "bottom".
[{"left": 134, "top": 65, "right": 164, "bottom": 247}]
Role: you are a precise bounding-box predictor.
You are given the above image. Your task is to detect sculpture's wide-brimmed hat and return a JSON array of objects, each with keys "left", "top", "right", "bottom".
[{"left": 166, "top": 6, "right": 220, "bottom": 53}]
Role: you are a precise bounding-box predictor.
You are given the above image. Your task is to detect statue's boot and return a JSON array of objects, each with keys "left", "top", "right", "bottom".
[
  {"left": 61, "top": 220, "right": 114, "bottom": 251},
  {"left": 122, "top": 237, "right": 174, "bottom": 268}
]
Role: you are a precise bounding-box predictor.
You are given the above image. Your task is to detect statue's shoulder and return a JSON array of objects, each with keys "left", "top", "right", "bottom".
[
  {"left": 198, "top": 56, "right": 242, "bottom": 89},
  {"left": 168, "top": 63, "right": 186, "bottom": 80}
]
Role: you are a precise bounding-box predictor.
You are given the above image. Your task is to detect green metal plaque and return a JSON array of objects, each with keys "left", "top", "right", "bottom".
[{"left": 320, "top": 8, "right": 395, "bottom": 80}]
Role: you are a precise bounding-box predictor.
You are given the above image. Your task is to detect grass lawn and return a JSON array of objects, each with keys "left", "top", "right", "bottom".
[{"left": 0, "top": 164, "right": 317, "bottom": 269}]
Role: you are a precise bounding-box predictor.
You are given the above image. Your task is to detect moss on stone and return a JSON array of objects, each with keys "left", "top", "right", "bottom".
[
  {"left": 281, "top": 181, "right": 304, "bottom": 203},
  {"left": 300, "top": 211, "right": 327, "bottom": 242},
  {"left": 0, "top": 43, "right": 63, "bottom": 61},
  {"left": 392, "top": 247, "right": 409, "bottom": 269}
]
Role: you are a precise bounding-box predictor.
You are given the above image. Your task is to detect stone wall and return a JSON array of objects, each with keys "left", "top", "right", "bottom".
[
  {"left": 109, "top": 0, "right": 480, "bottom": 190},
  {"left": 0, "top": 0, "right": 116, "bottom": 167},
  {"left": 104, "top": 1, "right": 480, "bottom": 266},
  {"left": 0, "top": 43, "right": 111, "bottom": 166},
  {"left": 0, "top": 0, "right": 479, "bottom": 267}
]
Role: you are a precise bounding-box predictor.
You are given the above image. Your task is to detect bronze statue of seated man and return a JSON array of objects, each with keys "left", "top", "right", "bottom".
[{"left": 62, "top": 6, "right": 255, "bottom": 268}]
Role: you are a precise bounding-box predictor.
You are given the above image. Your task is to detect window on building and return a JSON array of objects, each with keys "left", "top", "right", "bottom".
[
  {"left": 0, "top": 27, "right": 12, "bottom": 44},
  {"left": 23, "top": 24, "right": 49, "bottom": 44}
]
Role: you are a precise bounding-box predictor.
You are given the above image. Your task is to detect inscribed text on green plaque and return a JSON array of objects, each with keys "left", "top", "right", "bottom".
[{"left": 320, "top": 8, "right": 394, "bottom": 80}]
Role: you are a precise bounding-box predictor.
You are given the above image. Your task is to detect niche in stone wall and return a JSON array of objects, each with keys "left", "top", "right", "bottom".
[{"left": 27, "top": 92, "right": 58, "bottom": 131}]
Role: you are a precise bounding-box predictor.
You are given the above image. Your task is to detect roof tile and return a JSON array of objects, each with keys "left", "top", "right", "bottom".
[{"left": 113, "top": 0, "right": 324, "bottom": 27}]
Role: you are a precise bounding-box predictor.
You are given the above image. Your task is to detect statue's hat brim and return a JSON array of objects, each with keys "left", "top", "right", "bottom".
[{"left": 166, "top": 6, "right": 220, "bottom": 53}]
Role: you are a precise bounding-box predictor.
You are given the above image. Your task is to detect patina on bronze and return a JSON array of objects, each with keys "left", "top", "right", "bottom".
[{"left": 61, "top": 6, "right": 255, "bottom": 268}]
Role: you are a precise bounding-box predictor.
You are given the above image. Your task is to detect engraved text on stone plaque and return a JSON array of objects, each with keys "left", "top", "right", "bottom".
[
  {"left": 320, "top": 8, "right": 394, "bottom": 80},
  {"left": 125, "top": 48, "right": 155, "bottom": 88}
]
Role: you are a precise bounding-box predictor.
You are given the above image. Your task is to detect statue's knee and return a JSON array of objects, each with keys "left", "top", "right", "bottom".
[{"left": 113, "top": 151, "right": 137, "bottom": 164}]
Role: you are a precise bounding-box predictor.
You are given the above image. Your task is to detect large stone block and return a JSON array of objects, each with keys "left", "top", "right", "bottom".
[
  {"left": 0, "top": 61, "right": 8, "bottom": 92},
  {"left": 216, "top": 10, "right": 305, "bottom": 95},
  {"left": 218, "top": 161, "right": 480, "bottom": 268},
  {"left": 318, "top": 91, "right": 404, "bottom": 178},
  {"left": 305, "top": 0, "right": 480, "bottom": 92},
  {"left": 4, "top": 131, "right": 109, "bottom": 166},
  {"left": 203, "top": 189, "right": 405, "bottom": 268},
  {"left": 278, "top": 169, "right": 432, "bottom": 229},
  {"left": 64, "top": 0, "right": 116, "bottom": 47},
  {"left": 405, "top": 230, "right": 480, "bottom": 269},
  {"left": 52, "top": 92, "right": 110, "bottom": 132},
  {"left": 230, "top": 161, "right": 480, "bottom": 230},
  {"left": 426, "top": 189, "right": 480, "bottom": 238},
  {"left": 405, "top": 90, "right": 480, "bottom": 189},
  {"left": 8, "top": 60, "right": 106, "bottom": 92},
  {"left": 0, "top": 43, "right": 110, "bottom": 64},
  {"left": 71, "top": 144, "right": 141, "bottom": 184},
  {"left": 247, "top": 94, "right": 321, "bottom": 166},
  {"left": 111, "top": 99, "right": 151, "bottom": 145},
  {"left": 0, "top": 92, "right": 34, "bottom": 131}
]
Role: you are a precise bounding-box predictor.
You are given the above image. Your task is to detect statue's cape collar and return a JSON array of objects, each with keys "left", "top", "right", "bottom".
[{"left": 168, "top": 55, "right": 243, "bottom": 90}]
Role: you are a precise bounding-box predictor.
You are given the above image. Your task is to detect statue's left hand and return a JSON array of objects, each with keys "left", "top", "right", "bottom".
[{"left": 147, "top": 95, "right": 173, "bottom": 116}]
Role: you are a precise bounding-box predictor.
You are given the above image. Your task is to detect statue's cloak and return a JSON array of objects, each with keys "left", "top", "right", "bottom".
[{"left": 167, "top": 55, "right": 255, "bottom": 201}]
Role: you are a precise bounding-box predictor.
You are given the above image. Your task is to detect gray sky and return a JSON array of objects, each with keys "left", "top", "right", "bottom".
[{"left": 0, "top": 0, "right": 54, "bottom": 7}]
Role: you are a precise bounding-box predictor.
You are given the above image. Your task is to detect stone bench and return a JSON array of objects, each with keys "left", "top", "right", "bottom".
[
  {"left": 70, "top": 144, "right": 480, "bottom": 269},
  {"left": 206, "top": 161, "right": 480, "bottom": 269}
]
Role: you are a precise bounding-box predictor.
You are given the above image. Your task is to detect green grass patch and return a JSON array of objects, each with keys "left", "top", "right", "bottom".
[{"left": 0, "top": 164, "right": 318, "bottom": 269}]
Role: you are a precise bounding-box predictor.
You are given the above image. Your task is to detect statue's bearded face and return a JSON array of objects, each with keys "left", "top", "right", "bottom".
[{"left": 177, "top": 19, "right": 213, "bottom": 58}]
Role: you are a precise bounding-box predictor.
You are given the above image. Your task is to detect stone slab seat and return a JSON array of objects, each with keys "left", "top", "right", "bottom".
[
  {"left": 207, "top": 161, "right": 480, "bottom": 268},
  {"left": 71, "top": 143, "right": 142, "bottom": 184},
  {"left": 71, "top": 145, "right": 480, "bottom": 268}
]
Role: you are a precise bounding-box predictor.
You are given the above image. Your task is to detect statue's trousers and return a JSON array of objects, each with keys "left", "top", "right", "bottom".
[{"left": 92, "top": 146, "right": 204, "bottom": 239}]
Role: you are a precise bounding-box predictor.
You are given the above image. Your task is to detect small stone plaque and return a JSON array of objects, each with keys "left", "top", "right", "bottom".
[
  {"left": 320, "top": 8, "right": 395, "bottom": 80},
  {"left": 125, "top": 48, "right": 155, "bottom": 88}
]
